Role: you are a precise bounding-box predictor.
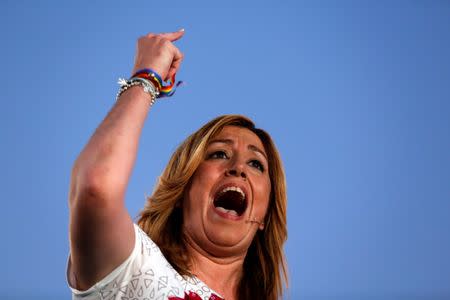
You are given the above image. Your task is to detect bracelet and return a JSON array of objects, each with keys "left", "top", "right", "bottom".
[
  {"left": 132, "top": 68, "right": 163, "bottom": 90},
  {"left": 132, "top": 68, "right": 183, "bottom": 98},
  {"left": 116, "top": 77, "right": 160, "bottom": 106}
]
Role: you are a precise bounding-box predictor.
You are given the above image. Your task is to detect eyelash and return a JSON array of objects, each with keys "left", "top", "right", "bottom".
[
  {"left": 249, "top": 160, "right": 265, "bottom": 172},
  {"left": 208, "top": 150, "right": 228, "bottom": 160},
  {"left": 207, "top": 150, "right": 265, "bottom": 172}
]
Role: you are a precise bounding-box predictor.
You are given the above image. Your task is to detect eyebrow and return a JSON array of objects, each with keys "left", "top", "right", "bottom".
[{"left": 209, "top": 139, "right": 268, "bottom": 161}]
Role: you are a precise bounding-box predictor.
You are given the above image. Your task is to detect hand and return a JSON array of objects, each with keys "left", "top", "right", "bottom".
[{"left": 132, "top": 29, "right": 185, "bottom": 81}]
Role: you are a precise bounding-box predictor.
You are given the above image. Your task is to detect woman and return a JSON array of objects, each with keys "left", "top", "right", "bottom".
[{"left": 68, "top": 30, "right": 288, "bottom": 300}]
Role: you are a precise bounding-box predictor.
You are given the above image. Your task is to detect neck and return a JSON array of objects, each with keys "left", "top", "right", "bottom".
[{"left": 184, "top": 235, "right": 246, "bottom": 299}]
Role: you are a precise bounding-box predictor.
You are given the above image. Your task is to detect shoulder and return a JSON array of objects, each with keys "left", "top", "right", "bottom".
[{"left": 69, "top": 224, "right": 223, "bottom": 300}]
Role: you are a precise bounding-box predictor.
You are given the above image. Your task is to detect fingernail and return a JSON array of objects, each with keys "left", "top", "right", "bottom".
[{"left": 179, "top": 28, "right": 185, "bottom": 32}]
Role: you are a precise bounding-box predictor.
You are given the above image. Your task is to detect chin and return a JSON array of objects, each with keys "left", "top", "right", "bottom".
[{"left": 204, "top": 227, "right": 253, "bottom": 250}]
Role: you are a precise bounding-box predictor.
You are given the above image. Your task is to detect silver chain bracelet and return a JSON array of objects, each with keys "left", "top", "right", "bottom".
[{"left": 116, "top": 77, "right": 160, "bottom": 106}]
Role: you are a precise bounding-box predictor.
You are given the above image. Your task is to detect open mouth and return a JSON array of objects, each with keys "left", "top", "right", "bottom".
[{"left": 213, "top": 186, "right": 248, "bottom": 217}]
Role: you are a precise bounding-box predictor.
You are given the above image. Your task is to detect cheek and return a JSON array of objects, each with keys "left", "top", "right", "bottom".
[
  {"left": 196, "top": 163, "right": 226, "bottom": 191},
  {"left": 184, "top": 164, "right": 220, "bottom": 210},
  {"left": 255, "top": 177, "right": 271, "bottom": 215}
]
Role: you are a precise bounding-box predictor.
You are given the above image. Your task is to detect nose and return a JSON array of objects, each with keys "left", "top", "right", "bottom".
[{"left": 225, "top": 162, "right": 247, "bottom": 180}]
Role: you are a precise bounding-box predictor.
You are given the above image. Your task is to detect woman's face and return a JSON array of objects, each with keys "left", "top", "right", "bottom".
[{"left": 182, "top": 125, "right": 271, "bottom": 257}]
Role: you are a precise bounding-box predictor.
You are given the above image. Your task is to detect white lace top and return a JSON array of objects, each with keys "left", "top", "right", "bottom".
[{"left": 67, "top": 224, "right": 224, "bottom": 300}]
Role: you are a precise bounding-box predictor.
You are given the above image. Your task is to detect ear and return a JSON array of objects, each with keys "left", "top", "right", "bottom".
[
  {"left": 258, "top": 222, "right": 265, "bottom": 230},
  {"left": 175, "top": 199, "right": 183, "bottom": 208}
]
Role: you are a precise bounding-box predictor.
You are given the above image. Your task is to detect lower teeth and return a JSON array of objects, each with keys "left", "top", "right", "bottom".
[{"left": 216, "top": 206, "right": 238, "bottom": 216}]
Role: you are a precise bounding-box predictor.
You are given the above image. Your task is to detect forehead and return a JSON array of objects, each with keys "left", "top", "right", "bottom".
[{"left": 211, "top": 126, "right": 265, "bottom": 150}]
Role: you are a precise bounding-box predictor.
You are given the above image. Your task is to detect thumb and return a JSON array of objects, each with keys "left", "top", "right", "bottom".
[{"left": 158, "top": 29, "right": 185, "bottom": 42}]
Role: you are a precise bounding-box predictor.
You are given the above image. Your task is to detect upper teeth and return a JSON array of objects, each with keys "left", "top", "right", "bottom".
[{"left": 220, "top": 186, "right": 245, "bottom": 199}]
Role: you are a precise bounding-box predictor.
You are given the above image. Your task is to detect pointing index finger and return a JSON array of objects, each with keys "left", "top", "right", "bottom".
[{"left": 158, "top": 28, "right": 185, "bottom": 42}]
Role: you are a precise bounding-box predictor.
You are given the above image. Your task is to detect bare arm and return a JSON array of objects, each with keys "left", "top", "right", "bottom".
[{"left": 68, "top": 30, "right": 185, "bottom": 290}]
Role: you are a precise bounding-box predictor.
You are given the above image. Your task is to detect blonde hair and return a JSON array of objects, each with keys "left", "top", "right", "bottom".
[{"left": 137, "top": 115, "right": 288, "bottom": 299}]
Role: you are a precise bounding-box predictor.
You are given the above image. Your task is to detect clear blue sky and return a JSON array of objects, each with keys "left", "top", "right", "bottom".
[{"left": 1, "top": 1, "right": 450, "bottom": 299}]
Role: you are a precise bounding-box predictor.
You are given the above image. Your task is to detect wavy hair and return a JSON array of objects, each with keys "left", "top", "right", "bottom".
[{"left": 137, "top": 115, "right": 288, "bottom": 299}]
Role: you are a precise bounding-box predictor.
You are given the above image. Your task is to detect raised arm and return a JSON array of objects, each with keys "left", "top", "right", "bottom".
[{"left": 68, "top": 30, "right": 185, "bottom": 290}]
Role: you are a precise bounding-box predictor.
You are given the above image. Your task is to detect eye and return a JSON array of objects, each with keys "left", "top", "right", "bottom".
[
  {"left": 249, "top": 159, "right": 265, "bottom": 172},
  {"left": 207, "top": 150, "right": 229, "bottom": 160}
]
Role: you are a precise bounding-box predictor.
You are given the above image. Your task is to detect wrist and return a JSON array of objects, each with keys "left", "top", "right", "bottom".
[
  {"left": 116, "top": 85, "right": 153, "bottom": 108},
  {"left": 116, "top": 77, "right": 159, "bottom": 106}
]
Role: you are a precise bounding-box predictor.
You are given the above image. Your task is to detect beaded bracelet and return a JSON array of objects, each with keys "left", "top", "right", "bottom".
[{"left": 116, "top": 77, "right": 159, "bottom": 106}]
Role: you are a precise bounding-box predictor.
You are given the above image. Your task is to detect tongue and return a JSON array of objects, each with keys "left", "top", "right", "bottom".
[{"left": 216, "top": 206, "right": 238, "bottom": 216}]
